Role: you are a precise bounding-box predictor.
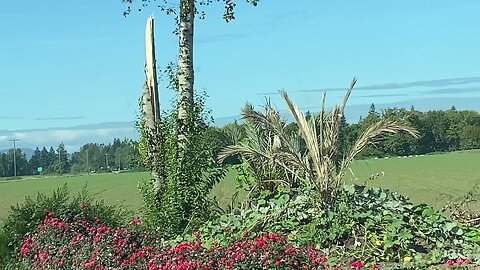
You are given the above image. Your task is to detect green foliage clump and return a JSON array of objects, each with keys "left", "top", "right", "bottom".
[
  {"left": 219, "top": 80, "right": 419, "bottom": 209},
  {"left": 138, "top": 91, "right": 226, "bottom": 238},
  {"left": 0, "top": 185, "right": 127, "bottom": 267},
  {"left": 205, "top": 81, "right": 479, "bottom": 267},
  {"left": 195, "top": 184, "right": 480, "bottom": 266}
]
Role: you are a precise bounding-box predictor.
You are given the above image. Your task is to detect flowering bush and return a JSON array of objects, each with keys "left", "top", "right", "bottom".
[
  {"left": 10, "top": 212, "right": 385, "bottom": 269},
  {"left": 195, "top": 185, "right": 480, "bottom": 266},
  {"left": 145, "top": 233, "right": 336, "bottom": 270},
  {"left": 0, "top": 185, "right": 127, "bottom": 268},
  {"left": 13, "top": 212, "right": 155, "bottom": 269},
  {"left": 10, "top": 211, "right": 479, "bottom": 269}
]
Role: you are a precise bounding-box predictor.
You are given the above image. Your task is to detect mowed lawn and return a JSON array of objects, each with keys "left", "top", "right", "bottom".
[
  {"left": 348, "top": 151, "right": 480, "bottom": 210},
  {"left": 210, "top": 151, "right": 480, "bottom": 211},
  {"left": 0, "top": 172, "right": 150, "bottom": 222},
  {"left": 1, "top": 151, "right": 479, "bottom": 222}
]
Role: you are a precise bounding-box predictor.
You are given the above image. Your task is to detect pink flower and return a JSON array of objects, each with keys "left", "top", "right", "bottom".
[
  {"left": 275, "top": 258, "right": 284, "bottom": 266},
  {"left": 447, "top": 259, "right": 455, "bottom": 267},
  {"left": 284, "top": 246, "right": 297, "bottom": 255},
  {"left": 130, "top": 217, "right": 142, "bottom": 226},
  {"left": 20, "top": 247, "right": 29, "bottom": 255},
  {"left": 351, "top": 260, "right": 364, "bottom": 269},
  {"left": 94, "top": 235, "right": 101, "bottom": 243},
  {"left": 39, "top": 250, "right": 51, "bottom": 261},
  {"left": 80, "top": 203, "right": 89, "bottom": 209}
]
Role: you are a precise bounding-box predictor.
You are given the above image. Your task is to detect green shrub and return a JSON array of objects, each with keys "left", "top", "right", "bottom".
[
  {"left": 218, "top": 80, "right": 419, "bottom": 208},
  {"left": 12, "top": 213, "right": 367, "bottom": 270},
  {"left": 0, "top": 184, "right": 128, "bottom": 267},
  {"left": 195, "top": 184, "right": 480, "bottom": 266},
  {"left": 138, "top": 90, "right": 226, "bottom": 238}
]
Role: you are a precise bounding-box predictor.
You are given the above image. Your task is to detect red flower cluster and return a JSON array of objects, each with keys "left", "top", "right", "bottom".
[
  {"left": 144, "top": 233, "right": 335, "bottom": 270},
  {"left": 446, "top": 257, "right": 473, "bottom": 267},
  {"left": 16, "top": 213, "right": 381, "bottom": 269},
  {"left": 17, "top": 213, "right": 153, "bottom": 269}
]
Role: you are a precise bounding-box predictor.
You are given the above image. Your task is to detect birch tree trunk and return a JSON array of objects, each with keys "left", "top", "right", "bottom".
[
  {"left": 145, "top": 17, "right": 161, "bottom": 125},
  {"left": 143, "top": 16, "right": 163, "bottom": 192},
  {"left": 177, "top": 0, "right": 195, "bottom": 155}
]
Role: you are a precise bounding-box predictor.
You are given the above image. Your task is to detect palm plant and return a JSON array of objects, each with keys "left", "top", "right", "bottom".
[
  {"left": 221, "top": 122, "right": 246, "bottom": 146},
  {"left": 220, "top": 100, "right": 298, "bottom": 191},
  {"left": 219, "top": 79, "right": 419, "bottom": 206}
]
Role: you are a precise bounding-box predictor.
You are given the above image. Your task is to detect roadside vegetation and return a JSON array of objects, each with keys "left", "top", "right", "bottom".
[
  {"left": 1, "top": 84, "right": 479, "bottom": 268},
  {"left": 0, "top": 1, "right": 479, "bottom": 269},
  {"left": 1, "top": 105, "right": 478, "bottom": 178}
]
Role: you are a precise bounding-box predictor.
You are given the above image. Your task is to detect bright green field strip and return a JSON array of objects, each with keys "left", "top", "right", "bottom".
[
  {"left": 209, "top": 169, "right": 243, "bottom": 210},
  {"left": 348, "top": 151, "right": 480, "bottom": 210},
  {"left": 0, "top": 172, "right": 150, "bottom": 222},
  {"left": 1, "top": 152, "right": 479, "bottom": 222},
  {"left": 210, "top": 152, "right": 480, "bottom": 211}
]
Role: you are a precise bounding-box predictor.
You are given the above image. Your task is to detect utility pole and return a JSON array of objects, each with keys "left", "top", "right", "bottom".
[
  {"left": 116, "top": 156, "right": 120, "bottom": 171},
  {"left": 105, "top": 153, "right": 109, "bottom": 171},
  {"left": 86, "top": 150, "right": 89, "bottom": 172},
  {"left": 10, "top": 138, "right": 19, "bottom": 177},
  {"left": 58, "top": 148, "right": 62, "bottom": 174}
]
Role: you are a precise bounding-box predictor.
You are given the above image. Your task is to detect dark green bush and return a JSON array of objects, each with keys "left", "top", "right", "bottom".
[
  {"left": 195, "top": 184, "right": 480, "bottom": 265},
  {"left": 138, "top": 91, "right": 226, "bottom": 238},
  {"left": 0, "top": 184, "right": 128, "bottom": 267}
]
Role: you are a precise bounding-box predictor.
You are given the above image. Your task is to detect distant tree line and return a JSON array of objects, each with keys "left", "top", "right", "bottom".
[
  {"left": 0, "top": 106, "right": 478, "bottom": 178},
  {"left": 353, "top": 105, "right": 480, "bottom": 157},
  {"left": 0, "top": 138, "right": 145, "bottom": 177},
  {"left": 215, "top": 105, "right": 480, "bottom": 164}
]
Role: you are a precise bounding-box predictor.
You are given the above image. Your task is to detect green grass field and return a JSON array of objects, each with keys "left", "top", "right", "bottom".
[
  {"left": 348, "top": 151, "right": 480, "bottom": 210},
  {"left": 0, "top": 172, "right": 150, "bottom": 222},
  {"left": 1, "top": 151, "right": 479, "bottom": 223},
  {"left": 209, "top": 151, "right": 480, "bottom": 211}
]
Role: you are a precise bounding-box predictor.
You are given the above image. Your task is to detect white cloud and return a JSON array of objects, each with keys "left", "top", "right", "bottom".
[{"left": 0, "top": 122, "right": 139, "bottom": 152}]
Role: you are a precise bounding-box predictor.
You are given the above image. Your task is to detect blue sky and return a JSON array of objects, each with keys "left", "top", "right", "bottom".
[{"left": 1, "top": 1, "right": 480, "bottom": 151}]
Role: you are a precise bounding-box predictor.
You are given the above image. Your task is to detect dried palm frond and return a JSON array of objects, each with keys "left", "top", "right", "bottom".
[
  {"left": 218, "top": 78, "right": 419, "bottom": 207},
  {"left": 222, "top": 123, "right": 245, "bottom": 145}
]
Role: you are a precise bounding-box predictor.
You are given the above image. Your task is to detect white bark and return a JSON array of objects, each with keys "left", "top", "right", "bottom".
[
  {"left": 144, "top": 17, "right": 163, "bottom": 192},
  {"left": 177, "top": 0, "right": 195, "bottom": 153},
  {"left": 145, "top": 16, "right": 160, "bottom": 125}
]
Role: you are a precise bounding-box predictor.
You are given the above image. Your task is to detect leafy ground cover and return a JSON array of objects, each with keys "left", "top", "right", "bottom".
[
  {"left": 211, "top": 151, "right": 480, "bottom": 213},
  {"left": 198, "top": 184, "right": 480, "bottom": 268},
  {"left": 348, "top": 151, "right": 480, "bottom": 211},
  {"left": 10, "top": 212, "right": 342, "bottom": 269},
  {"left": 4, "top": 188, "right": 479, "bottom": 269}
]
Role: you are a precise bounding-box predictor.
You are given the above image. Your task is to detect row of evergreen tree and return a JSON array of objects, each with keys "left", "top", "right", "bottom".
[
  {"left": 218, "top": 105, "right": 480, "bottom": 162},
  {"left": 1, "top": 106, "right": 478, "bottom": 178},
  {"left": 0, "top": 139, "right": 144, "bottom": 177},
  {"left": 343, "top": 105, "right": 480, "bottom": 157}
]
